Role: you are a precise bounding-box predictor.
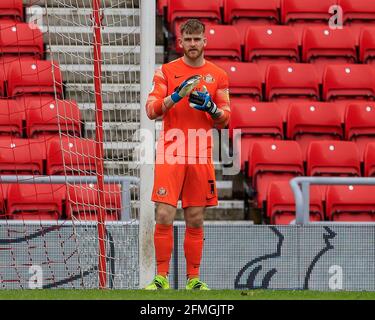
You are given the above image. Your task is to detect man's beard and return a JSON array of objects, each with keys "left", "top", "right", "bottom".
[{"left": 184, "top": 47, "right": 203, "bottom": 60}]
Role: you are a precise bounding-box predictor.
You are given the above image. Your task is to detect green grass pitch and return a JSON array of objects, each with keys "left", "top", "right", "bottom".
[{"left": 0, "top": 289, "right": 374, "bottom": 300}]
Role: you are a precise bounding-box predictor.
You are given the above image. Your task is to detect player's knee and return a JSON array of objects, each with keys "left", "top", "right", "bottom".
[
  {"left": 156, "top": 206, "right": 175, "bottom": 225},
  {"left": 185, "top": 208, "right": 204, "bottom": 228}
]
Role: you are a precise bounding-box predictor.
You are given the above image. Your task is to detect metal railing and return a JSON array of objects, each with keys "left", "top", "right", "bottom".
[
  {"left": 290, "top": 177, "right": 375, "bottom": 225},
  {"left": 0, "top": 175, "right": 140, "bottom": 221}
]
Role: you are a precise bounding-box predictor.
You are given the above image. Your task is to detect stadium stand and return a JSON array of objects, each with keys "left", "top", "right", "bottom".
[
  {"left": 339, "top": 0, "right": 375, "bottom": 34},
  {"left": 302, "top": 26, "right": 358, "bottom": 79},
  {"left": 364, "top": 142, "right": 375, "bottom": 176},
  {"left": 265, "top": 63, "right": 320, "bottom": 120},
  {"left": 229, "top": 101, "right": 283, "bottom": 171},
  {"left": 66, "top": 184, "right": 122, "bottom": 221},
  {"left": 280, "top": 0, "right": 337, "bottom": 43},
  {"left": 345, "top": 102, "right": 375, "bottom": 161},
  {"left": 248, "top": 140, "right": 304, "bottom": 208},
  {"left": 266, "top": 181, "right": 323, "bottom": 224},
  {"left": 322, "top": 64, "right": 375, "bottom": 102},
  {"left": 7, "top": 183, "right": 66, "bottom": 220},
  {"left": 0, "top": 99, "right": 24, "bottom": 137},
  {"left": 46, "top": 137, "right": 97, "bottom": 175},
  {"left": 326, "top": 185, "right": 375, "bottom": 221},
  {"left": 244, "top": 26, "right": 299, "bottom": 78},
  {"left": 0, "top": 22, "right": 44, "bottom": 58},
  {"left": 359, "top": 27, "right": 375, "bottom": 65},
  {"left": 223, "top": 0, "right": 280, "bottom": 42},
  {"left": 167, "top": 0, "right": 222, "bottom": 34},
  {"left": 0, "top": 0, "right": 24, "bottom": 22},
  {"left": 1, "top": 0, "right": 374, "bottom": 223},
  {"left": 286, "top": 102, "right": 343, "bottom": 159},
  {"left": 306, "top": 141, "right": 361, "bottom": 201},
  {"left": 25, "top": 98, "right": 81, "bottom": 138},
  {"left": 213, "top": 61, "right": 263, "bottom": 99},
  {"left": 0, "top": 137, "right": 44, "bottom": 175},
  {"left": 202, "top": 24, "right": 242, "bottom": 62},
  {"left": 6, "top": 59, "right": 63, "bottom": 98}
]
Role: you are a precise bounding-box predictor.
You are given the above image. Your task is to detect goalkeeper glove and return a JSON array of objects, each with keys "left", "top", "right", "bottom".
[
  {"left": 188, "top": 85, "right": 220, "bottom": 117},
  {"left": 171, "top": 75, "right": 201, "bottom": 103}
]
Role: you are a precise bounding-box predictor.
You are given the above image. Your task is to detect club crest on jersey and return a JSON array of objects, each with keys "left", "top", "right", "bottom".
[
  {"left": 203, "top": 74, "right": 215, "bottom": 83},
  {"left": 157, "top": 187, "right": 167, "bottom": 196}
]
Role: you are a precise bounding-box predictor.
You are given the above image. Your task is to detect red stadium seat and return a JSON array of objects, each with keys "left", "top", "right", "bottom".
[
  {"left": 0, "top": 23, "right": 44, "bottom": 58},
  {"left": 224, "top": 0, "right": 280, "bottom": 25},
  {"left": 214, "top": 61, "right": 263, "bottom": 100},
  {"left": 25, "top": 98, "right": 81, "bottom": 138},
  {"left": 7, "top": 184, "right": 66, "bottom": 220},
  {"left": 286, "top": 102, "right": 343, "bottom": 159},
  {"left": 267, "top": 181, "right": 323, "bottom": 224},
  {"left": 46, "top": 137, "right": 97, "bottom": 175},
  {"left": 0, "top": 137, "right": 44, "bottom": 175},
  {"left": 265, "top": 63, "right": 320, "bottom": 119},
  {"left": 244, "top": 26, "right": 299, "bottom": 78},
  {"left": 326, "top": 185, "right": 375, "bottom": 222},
  {"left": 0, "top": 0, "right": 23, "bottom": 22},
  {"left": 157, "top": 0, "right": 167, "bottom": 15},
  {"left": 302, "top": 26, "right": 357, "bottom": 79},
  {"left": 223, "top": 0, "right": 280, "bottom": 43},
  {"left": 203, "top": 24, "right": 242, "bottom": 62},
  {"left": 230, "top": 100, "right": 283, "bottom": 171},
  {"left": 339, "top": 0, "right": 375, "bottom": 32},
  {"left": 0, "top": 99, "right": 24, "bottom": 137},
  {"left": 167, "top": 0, "right": 221, "bottom": 34},
  {"left": 364, "top": 142, "right": 375, "bottom": 176},
  {"left": 0, "top": 184, "right": 9, "bottom": 218},
  {"left": 307, "top": 141, "right": 361, "bottom": 177},
  {"left": 6, "top": 59, "right": 63, "bottom": 98},
  {"left": 359, "top": 27, "right": 375, "bottom": 65},
  {"left": 345, "top": 102, "right": 375, "bottom": 161},
  {"left": 66, "top": 184, "right": 122, "bottom": 221},
  {"left": 248, "top": 140, "right": 304, "bottom": 207},
  {"left": 281, "top": 0, "right": 337, "bottom": 43},
  {"left": 322, "top": 64, "right": 375, "bottom": 102}
]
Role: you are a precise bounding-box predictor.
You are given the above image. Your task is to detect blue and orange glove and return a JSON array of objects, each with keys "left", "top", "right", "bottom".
[
  {"left": 171, "top": 75, "right": 201, "bottom": 103},
  {"left": 188, "top": 85, "right": 219, "bottom": 117}
]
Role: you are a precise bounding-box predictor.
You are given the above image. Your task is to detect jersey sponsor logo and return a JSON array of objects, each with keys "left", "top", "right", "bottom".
[
  {"left": 174, "top": 75, "right": 183, "bottom": 79},
  {"left": 203, "top": 74, "right": 215, "bottom": 84},
  {"left": 157, "top": 187, "right": 167, "bottom": 196}
]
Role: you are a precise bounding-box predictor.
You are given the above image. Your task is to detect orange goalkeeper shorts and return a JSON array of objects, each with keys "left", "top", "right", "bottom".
[{"left": 151, "top": 155, "right": 218, "bottom": 208}]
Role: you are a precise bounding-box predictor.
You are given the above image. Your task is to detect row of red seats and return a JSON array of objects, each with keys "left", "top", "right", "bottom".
[
  {"left": 200, "top": 25, "right": 375, "bottom": 68},
  {"left": 0, "top": 136, "right": 97, "bottom": 176},
  {"left": 160, "top": 0, "right": 375, "bottom": 37},
  {"left": 0, "top": 0, "right": 23, "bottom": 22},
  {"left": 0, "top": 97, "right": 81, "bottom": 138},
  {"left": 216, "top": 63, "right": 375, "bottom": 106},
  {"left": 267, "top": 181, "right": 375, "bottom": 224},
  {"left": 0, "top": 58, "right": 63, "bottom": 98},
  {"left": 0, "top": 183, "right": 121, "bottom": 221},
  {"left": 230, "top": 101, "right": 375, "bottom": 162},
  {"left": 243, "top": 140, "right": 375, "bottom": 208}
]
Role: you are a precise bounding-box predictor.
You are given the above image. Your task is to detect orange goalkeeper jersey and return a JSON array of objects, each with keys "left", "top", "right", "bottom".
[{"left": 146, "top": 58, "right": 230, "bottom": 159}]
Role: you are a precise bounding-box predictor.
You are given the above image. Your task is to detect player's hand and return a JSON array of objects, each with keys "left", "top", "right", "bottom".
[
  {"left": 171, "top": 75, "right": 201, "bottom": 103},
  {"left": 188, "top": 85, "right": 219, "bottom": 116}
]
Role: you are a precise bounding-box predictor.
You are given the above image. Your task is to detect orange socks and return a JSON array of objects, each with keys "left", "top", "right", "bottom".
[
  {"left": 154, "top": 223, "right": 173, "bottom": 277},
  {"left": 184, "top": 226, "right": 204, "bottom": 279}
]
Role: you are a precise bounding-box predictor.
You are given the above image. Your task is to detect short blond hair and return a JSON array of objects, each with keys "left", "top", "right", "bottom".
[{"left": 180, "top": 19, "right": 205, "bottom": 35}]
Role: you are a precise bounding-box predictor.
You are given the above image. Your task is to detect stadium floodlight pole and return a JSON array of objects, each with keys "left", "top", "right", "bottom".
[
  {"left": 139, "top": 0, "right": 156, "bottom": 288},
  {"left": 92, "top": 0, "right": 107, "bottom": 289}
]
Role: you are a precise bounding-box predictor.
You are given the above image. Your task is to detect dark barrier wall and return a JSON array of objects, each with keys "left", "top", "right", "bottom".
[{"left": 0, "top": 222, "right": 374, "bottom": 291}]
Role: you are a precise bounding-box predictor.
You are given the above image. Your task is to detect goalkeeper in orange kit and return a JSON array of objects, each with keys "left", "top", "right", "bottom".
[{"left": 144, "top": 19, "right": 230, "bottom": 290}]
